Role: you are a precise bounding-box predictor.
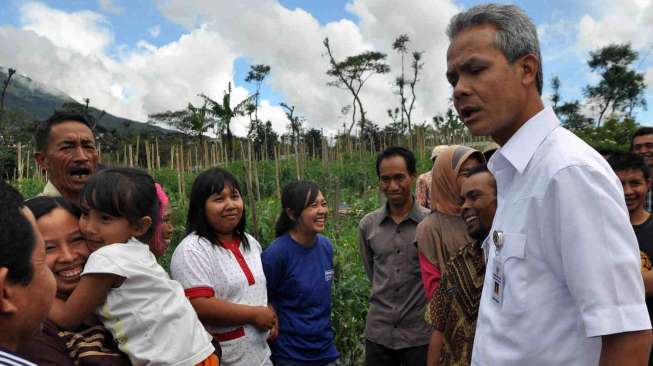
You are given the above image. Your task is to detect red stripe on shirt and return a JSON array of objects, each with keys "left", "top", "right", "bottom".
[
  {"left": 222, "top": 239, "right": 256, "bottom": 286},
  {"left": 212, "top": 327, "right": 245, "bottom": 342},
  {"left": 185, "top": 286, "right": 215, "bottom": 299}
]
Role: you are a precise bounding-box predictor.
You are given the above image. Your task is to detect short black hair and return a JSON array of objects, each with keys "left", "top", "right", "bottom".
[
  {"left": 465, "top": 164, "right": 490, "bottom": 177},
  {"left": 81, "top": 167, "right": 159, "bottom": 241},
  {"left": 631, "top": 127, "right": 653, "bottom": 151},
  {"left": 608, "top": 152, "right": 651, "bottom": 181},
  {"left": 375, "top": 146, "right": 416, "bottom": 177},
  {"left": 187, "top": 167, "right": 249, "bottom": 250},
  {"left": 465, "top": 164, "right": 496, "bottom": 191},
  {"left": 0, "top": 180, "right": 35, "bottom": 285},
  {"left": 25, "top": 196, "right": 81, "bottom": 221},
  {"left": 35, "top": 110, "right": 96, "bottom": 152},
  {"left": 275, "top": 180, "right": 321, "bottom": 237}
]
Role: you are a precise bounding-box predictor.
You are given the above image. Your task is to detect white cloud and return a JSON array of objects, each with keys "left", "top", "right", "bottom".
[
  {"left": 148, "top": 25, "right": 161, "bottom": 38},
  {"left": 646, "top": 67, "right": 653, "bottom": 88},
  {"left": 20, "top": 2, "right": 113, "bottom": 56},
  {"left": 577, "top": 0, "right": 653, "bottom": 50},
  {"left": 1, "top": 3, "right": 244, "bottom": 126},
  {"left": 155, "top": 0, "right": 461, "bottom": 134},
  {"left": 98, "top": 0, "right": 124, "bottom": 15},
  {"left": 3, "top": 0, "right": 466, "bottom": 136}
]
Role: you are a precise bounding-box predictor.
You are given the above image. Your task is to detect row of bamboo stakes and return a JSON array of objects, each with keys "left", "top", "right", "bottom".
[{"left": 10, "top": 129, "right": 487, "bottom": 238}]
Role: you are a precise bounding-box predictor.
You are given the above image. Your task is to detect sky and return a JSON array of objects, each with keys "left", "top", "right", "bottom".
[{"left": 0, "top": 0, "right": 651, "bottom": 137}]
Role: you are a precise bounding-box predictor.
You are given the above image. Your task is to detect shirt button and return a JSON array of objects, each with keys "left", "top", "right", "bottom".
[
  {"left": 396, "top": 268, "right": 400, "bottom": 273},
  {"left": 396, "top": 249, "right": 400, "bottom": 254},
  {"left": 395, "top": 288, "right": 399, "bottom": 292}
]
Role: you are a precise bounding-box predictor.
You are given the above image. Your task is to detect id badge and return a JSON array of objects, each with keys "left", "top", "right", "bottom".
[{"left": 491, "top": 256, "right": 504, "bottom": 304}]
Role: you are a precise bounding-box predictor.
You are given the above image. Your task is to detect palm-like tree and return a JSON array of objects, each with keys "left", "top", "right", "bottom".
[{"left": 200, "top": 82, "right": 256, "bottom": 159}]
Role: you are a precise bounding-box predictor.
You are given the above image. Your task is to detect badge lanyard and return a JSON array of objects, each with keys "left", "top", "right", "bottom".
[{"left": 491, "top": 230, "right": 504, "bottom": 304}]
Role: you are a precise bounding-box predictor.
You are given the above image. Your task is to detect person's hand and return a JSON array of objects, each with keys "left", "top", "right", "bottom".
[
  {"left": 267, "top": 306, "right": 279, "bottom": 341},
  {"left": 251, "top": 306, "right": 277, "bottom": 331}
]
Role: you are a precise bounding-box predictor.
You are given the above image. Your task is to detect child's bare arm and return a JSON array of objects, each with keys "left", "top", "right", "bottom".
[{"left": 49, "top": 273, "right": 123, "bottom": 329}]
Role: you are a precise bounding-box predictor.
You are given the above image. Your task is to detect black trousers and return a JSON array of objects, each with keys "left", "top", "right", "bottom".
[{"left": 365, "top": 339, "right": 427, "bottom": 366}]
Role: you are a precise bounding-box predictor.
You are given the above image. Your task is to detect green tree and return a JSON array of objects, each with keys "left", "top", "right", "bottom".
[
  {"left": 391, "top": 35, "right": 423, "bottom": 137},
  {"left": 245, "top": 64, "right": 271, "bottom": 123},
  {"left": 584, "top": 43, "right": 646, "bottom": 126},
  {"left": 433, "top": 107, "right": 468, "bottom": 144},
  {"left": 0, "top": 68, "right": 16, "bottom": 136},
  {"left": 549, "top": 75, "right": 593, "bottom": 132},
  {"left": 200, "top": 82, "right": 256, "bottom": 159},
  {"left": 323, "top": 37, "right": 390, "bottom": 135},
  {"left": 149, "top": 101, "right": 214, "bottom": 147},
  {"left": 280, "top": 102, "right": 304, "bottom": 148}
]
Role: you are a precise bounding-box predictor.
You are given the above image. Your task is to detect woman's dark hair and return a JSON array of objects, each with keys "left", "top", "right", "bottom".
[
  {"left": 187, "top": 167, "right": 249, "bottom": 250},
  {"left": 25, "top": 196, "right": 81, "bottom": 221},
  {"left": 81, "top": 167, "right": 159, "bottom": 241},
  {"left": 275, "top": 181, "right": 321, "bottom": 237}
]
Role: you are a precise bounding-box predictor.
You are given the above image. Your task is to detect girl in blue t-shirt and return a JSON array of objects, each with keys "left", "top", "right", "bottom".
[{"left": 262, "top": 181, "right": 340, "bottom": 366}]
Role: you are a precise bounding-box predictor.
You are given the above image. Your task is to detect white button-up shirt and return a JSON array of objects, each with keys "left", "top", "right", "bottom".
[{"left": 471, "top": 107, "right": 651, "bottom": 365}]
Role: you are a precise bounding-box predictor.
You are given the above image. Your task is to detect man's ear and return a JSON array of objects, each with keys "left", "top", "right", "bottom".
[
  {"left": 0, "top": 267, "right": 18, "bottom": 316},
  {"left": 34, "top": 151, "right": 48, "bottom": 171},
  {"left": 518, "top": 53, "right": 539, "bottom": 89},
  {"left": 132, "top": 216, "right": 153, "bottom": 237}
]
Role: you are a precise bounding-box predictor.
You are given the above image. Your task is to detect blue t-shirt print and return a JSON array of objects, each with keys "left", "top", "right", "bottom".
[{"left": 262, "top": 233, "right": 339, "bottom": 365}]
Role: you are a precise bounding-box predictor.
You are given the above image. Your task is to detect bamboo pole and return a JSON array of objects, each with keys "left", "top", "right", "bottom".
[
  {"left": 145, "top": 142, "right": 152, "bottom": 173},
  {"left": 240, "top": 141, "right": 259, "bottom": 239},
  {"left": 253, "top": 154, "right": 261, "bottom": 203},
  {"left": 155, "top": 137, "right": 161, "bottom": 170},
  {"left": 274, "top": 146, "right": 281, "bottom": 199}
]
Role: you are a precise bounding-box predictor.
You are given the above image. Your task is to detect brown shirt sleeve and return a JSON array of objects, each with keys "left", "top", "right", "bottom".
[
  {"left": 18, "top": 321, "right": 75, "bottom": 366},
  {"left": 428, "top": 275, "right": 452, "bottom": 331}
]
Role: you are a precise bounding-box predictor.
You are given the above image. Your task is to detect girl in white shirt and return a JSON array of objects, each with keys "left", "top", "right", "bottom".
[
  {"left": 49, "top": 167, "right": 216, "bottom": 366},
  {"left": 171, "top": 167, "right": 276, "bottom": 366}
]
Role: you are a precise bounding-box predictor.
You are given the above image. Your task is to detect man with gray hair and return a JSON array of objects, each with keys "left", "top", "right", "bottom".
[{"left": 446, "top": 3, "right": 651, "bottom": 365}]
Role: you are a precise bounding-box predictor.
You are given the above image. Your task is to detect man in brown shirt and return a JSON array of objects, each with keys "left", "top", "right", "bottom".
[{"left": 359, "top": 146, "right": 431, "bottom": 366}]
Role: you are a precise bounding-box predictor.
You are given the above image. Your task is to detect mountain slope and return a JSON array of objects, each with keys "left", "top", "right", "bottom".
[{"left": 1, "top": 67, "right": 175, "bottom": 137}]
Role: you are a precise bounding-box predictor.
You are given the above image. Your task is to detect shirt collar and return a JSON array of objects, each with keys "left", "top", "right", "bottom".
[
  {"left": 378, "top": 197, "right": 423, "bottom": 226},
  {"left": 41, "top": 180, "right": 62, "bottom": 197},
  {"left": 489, "top": 106, "right": 560, "bottom": 175}
]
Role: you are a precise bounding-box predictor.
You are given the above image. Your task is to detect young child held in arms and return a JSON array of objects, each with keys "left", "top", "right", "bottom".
[{"left": 49, "top": 167, "right": 217, "bottom": 366}]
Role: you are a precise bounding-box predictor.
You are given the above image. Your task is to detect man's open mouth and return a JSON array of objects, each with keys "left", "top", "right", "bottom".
[{"left": 69, "top": 166, "right": 91, "bottom": 180}]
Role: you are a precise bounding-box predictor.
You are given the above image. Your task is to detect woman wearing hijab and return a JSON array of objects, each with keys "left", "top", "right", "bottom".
[{"left": 416, "top": 145, "right": 485, "bottom": 301}]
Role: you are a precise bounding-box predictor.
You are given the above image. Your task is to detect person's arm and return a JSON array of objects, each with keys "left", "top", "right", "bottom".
[
  {"left": 48, "top": 273, "right": 121, "bottom": 329},
  {"left": 642, "top": 270, "right": 653, "bottom": 296},
  {"left": 550, "top": 167, "right": 651, "bottom": 346},
  {"left": 358, "top": 220, "right": 374, "bottom": 281},
  {"left": 427, "top": 330, "right": 444, "bottom": 366},
  {"left": 599, "top": 330, "right": 652, "bottom": 366},
  {"left": 189, "top": 297, "right": 275, "bottom": 330}
]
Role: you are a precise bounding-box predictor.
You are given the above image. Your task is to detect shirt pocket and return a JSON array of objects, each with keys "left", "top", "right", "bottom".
[{"left": 499, "top": 232, "right": 528, "bottom": 316}]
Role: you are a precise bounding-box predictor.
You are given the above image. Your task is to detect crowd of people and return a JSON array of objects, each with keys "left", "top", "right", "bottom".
[{"left": 2, "top": 3, "right": 653, "bottom": 366}]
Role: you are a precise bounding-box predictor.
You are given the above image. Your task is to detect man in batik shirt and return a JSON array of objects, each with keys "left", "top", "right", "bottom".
[{"left": 426, "top": 165, "right": 496, "bottom": 366}]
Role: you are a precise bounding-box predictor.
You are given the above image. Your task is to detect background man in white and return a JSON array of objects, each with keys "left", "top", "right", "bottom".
[{"left": 445, "top": 4, "right": 652, "bottom": 365}]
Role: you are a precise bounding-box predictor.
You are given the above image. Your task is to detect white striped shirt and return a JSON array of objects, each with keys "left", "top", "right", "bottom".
[{"left": 0, "top": 349, "right": 37, "bottom": 366}]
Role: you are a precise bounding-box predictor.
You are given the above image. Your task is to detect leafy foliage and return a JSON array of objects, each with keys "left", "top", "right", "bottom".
[{"left": 584, "top": 43, "right": 647, "bottom": 126}]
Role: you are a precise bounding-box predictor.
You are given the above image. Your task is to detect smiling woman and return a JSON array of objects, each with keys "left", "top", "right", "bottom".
[
  {"left": 18, "top": 196, "right": 130, "bottom": 366},
  {"left": 171, "top": 167, "right": 273, "bottom": 366},
  {"left": 261, "top": 181, "right": 340, "bottom": 366}
]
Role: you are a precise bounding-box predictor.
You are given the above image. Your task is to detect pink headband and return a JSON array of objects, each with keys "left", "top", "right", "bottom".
[{"left": 150, "top": 183, "right": 170, "bottom": 257}]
